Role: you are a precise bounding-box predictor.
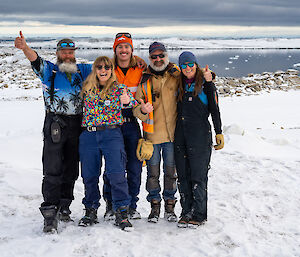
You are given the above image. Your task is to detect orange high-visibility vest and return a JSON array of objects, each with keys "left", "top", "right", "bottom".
[
  {"left": 115, "top": 66, "right": 143, "bottom": 98},
  {"left": 141, "top": 79, "right": 154, "bottom": 133}
]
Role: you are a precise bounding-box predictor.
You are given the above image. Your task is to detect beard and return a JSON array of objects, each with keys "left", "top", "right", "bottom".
[
  {"left": 149, "top": 56, "right": 170, "bottom": 72},
  {"left": 57, "top": 57, "right": 77, "bottom": 73}
]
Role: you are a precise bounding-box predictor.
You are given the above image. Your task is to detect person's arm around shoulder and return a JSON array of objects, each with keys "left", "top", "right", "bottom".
[
  {"left": 14, "top": 31, "right": 37, "bottom": 62},
  {"left": 134, "top": 56, "right": 147, "bottom": 70}
]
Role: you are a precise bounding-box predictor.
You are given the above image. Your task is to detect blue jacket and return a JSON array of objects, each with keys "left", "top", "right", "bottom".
[{"left": 32, "top": 56, "right": 92, "bottom": 115}]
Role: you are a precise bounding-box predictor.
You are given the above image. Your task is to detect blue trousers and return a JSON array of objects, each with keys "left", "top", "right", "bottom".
[
  {"left": 146, "top": 142, "right": 177, "bottom": 202},
  {"left": 103, "top": 121, "right": 142, "bottom": 209},
  {"left": 79, "top": 127, "right": 130, "bottom": 211}
]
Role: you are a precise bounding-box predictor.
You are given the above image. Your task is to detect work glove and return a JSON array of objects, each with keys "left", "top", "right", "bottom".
[
  {"left": 136, "top": 138, "right": 154, "bottom": 161},
  {"left": 140, "top": 140, "right": 154, "bottom": 160},
  {"left": 214, "top": 134, "right": 224, "bottom": 150}
]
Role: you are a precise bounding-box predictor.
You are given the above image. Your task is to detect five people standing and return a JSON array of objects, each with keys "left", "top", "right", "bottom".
[{"left": 14, "top": 32, "right": 224, "bottom": 232}]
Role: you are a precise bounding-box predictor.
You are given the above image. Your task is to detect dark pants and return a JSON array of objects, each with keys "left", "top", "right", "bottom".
[
  {"left": 79, "top": 127, "right": 130, "bottom": 211},
  {"left": 103, "top": 120, "right": 142, "bottom": 209},
  {"left": 41, "top": 112, "right": 82, "bottom": 208},
  {"left": 174, "top": 124, "right": 212, "bottom": 221}
]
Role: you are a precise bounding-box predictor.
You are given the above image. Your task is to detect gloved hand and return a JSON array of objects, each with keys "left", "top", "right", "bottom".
[
  {"left": 140, "top": 140, "right": 154, "bottom": 160},
  {"left": 214, "top": 134, "right": 224, "bottom": 150},
  {"left": 136, "top": 138, "right": 145, "bottom": 162}
]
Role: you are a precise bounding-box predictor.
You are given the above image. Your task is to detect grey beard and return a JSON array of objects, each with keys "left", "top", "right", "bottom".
[
  {"left": 58, "top": 62, "right": 78, "bottom": 73},
  {"left": 149, "top": 56, "right": 170, "bottom": 72}
]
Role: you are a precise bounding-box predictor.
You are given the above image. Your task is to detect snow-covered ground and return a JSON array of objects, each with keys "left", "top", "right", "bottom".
[
  {"left": 0, "top": 38, "right": 300, "bottom": 256},
  {"left": 0, "top": 89, "right": 299, "bottom": 257}
]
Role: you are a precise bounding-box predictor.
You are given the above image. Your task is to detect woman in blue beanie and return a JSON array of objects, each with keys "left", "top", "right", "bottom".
[{"left": 174, "top": 51, "right": 224, "bottom": 228}]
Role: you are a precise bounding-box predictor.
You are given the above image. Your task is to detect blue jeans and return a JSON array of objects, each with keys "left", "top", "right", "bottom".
[
  {"left": 103, "top": 121, "right": 142, "bottom": 209},
  {"left": 79, "top": 128, "right": 130, "bottom": 211},
  {"left": 146, "top": 142, "right": 177, "bottom": 202}
]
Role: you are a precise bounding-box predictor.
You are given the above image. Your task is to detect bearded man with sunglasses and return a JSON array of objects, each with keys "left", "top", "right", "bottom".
[
  {"left": 14, "top": 31, "right": 91, "bottom": 233},
  {"left": 102, "top": 32, "right": 145, "bottom": 221},
  {"left": 134, "top": 42, "right": 180, "bottom": 223}
]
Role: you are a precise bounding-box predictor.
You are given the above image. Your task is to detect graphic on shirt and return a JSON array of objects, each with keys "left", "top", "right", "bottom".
[{"left": 32, "top": 58, "right": 91, "bottom": 115}]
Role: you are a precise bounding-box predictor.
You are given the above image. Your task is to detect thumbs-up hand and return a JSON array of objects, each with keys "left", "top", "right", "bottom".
[
  {"left": 14, "top": 31, "right": 27, "bottom": 50},
  {"left": 203, "top": 64, "right": 212, "bottom": 82},
  {"left": 140, "top": 98, "right": 153, "bottom": 114},
  {"left": 120, "top": 87, "right": 130, "bottom": 105}
]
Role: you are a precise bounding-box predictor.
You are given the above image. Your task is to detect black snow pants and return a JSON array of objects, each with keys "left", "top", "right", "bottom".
[
  {"left": 174, "top": 91, "right": 212, "bottom": 221},
  {"left": 41, "top": 112, "right": 82, "bottom": 209}
]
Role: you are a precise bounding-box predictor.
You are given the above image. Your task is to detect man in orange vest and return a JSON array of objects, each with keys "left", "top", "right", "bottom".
[{"left": 103, "top": 33, "right": 144, "bottom": 220}]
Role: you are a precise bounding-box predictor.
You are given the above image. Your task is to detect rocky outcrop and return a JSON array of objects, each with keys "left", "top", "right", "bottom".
[{"left": 215, "top": 69, "right": 300, "bottom": 96}]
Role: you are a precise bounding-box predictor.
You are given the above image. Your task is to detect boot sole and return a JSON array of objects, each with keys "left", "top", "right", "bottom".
[
  {"left": 43, "top": 227, "right": 58, "bottom": 233},
  {"left": 164, "top": 214, "right": 177, "bottom": 222},
  {"left": 128, "top": 215, "right": 142, "bottom": 220},
  {"left": 148, "top": 218, "right": 159, "bottom": 223},
  {"left": 188, "top": 224, "right": 200, "bottom": 229},
  {"left": 78, "top": 219, "right": 98, "bottom": 227},
  {"left": 123, "top": 226, "right": 134, "bottom": 232},
  {"left": 177, "top": 223, "right": 188, "bottom": 228}
]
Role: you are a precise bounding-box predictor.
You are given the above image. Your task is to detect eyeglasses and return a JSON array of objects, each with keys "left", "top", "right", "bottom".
[
  {"left": 116, "top": 33, "right": 132, "bottom": 39},
  {"left": 150, "top": 54, "right": 165, "bottom": 60},
  {"left": 181, "top": 62, "right": 195, "bottom": 69},
  {"left": 59, "top": 42, "right": 75, "bottom": 48},
  {"left": 96, "top": 65, "right": 112, "bottom": 71}
]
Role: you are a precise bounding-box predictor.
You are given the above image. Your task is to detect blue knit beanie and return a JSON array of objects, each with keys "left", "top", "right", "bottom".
[{"left": 178, "top": 51, "right": 197, "bottom": 67}]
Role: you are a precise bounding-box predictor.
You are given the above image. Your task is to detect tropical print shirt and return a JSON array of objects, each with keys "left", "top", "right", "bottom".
[
  {"left": 31, "top": 55, "right": 92, "bottom": 115},
  {"left": 82, "top": 83, "right": 138, "bottom": 127}
]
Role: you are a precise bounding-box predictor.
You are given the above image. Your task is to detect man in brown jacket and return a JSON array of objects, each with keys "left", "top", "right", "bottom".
[{"left": 134, "top": 42, "right": 180, "bottom": 223}]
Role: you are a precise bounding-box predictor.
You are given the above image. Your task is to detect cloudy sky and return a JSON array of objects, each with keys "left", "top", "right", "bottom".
[{"left": 1, "top": 0, "right": 300, "bottom": 37}]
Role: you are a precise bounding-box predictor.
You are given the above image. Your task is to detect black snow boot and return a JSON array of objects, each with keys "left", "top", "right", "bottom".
[
  {"left": 104, "top": 201, "right": 115, "bottom": 221},
  {"left": 148, "top": 200, "right": 161, "bottom": 223},
  {"left": 164, "top": 199, "right": 177, "bottom": 222},
  {"left": 188, "top": 216, "right": 207, "bottom": 229},
  {"left": 58, "top": 206, "right": 73, "bottom": 222},
  {"left": 78, "top": 208, "right": 98, "bottom": 227},
  {"left": 115, "top": 206, "right": 133, "bottom": 231},
  {"left": 128, "top": 207, "right": 141, "bottom": 220},
  {"left": 39, "top": 205, "right": 59, "bottom": 233},
  {"left": 177, "top": 212, "right": 192, "bottom": 228}
]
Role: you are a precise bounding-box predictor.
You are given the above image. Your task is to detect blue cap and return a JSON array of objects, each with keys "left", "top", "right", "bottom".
[
  {"left": 178, "top": 51, "right": 197, "bottom": 67},
  {"left": 149, "top": 42, "right": 166, "bottom": 54}
]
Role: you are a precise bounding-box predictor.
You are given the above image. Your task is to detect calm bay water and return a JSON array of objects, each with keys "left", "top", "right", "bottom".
[{"left": 76, "top": 49, "right": 300, "bottom": 77}]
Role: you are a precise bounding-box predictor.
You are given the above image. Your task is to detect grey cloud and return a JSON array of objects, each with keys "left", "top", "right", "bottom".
[{"left": 1, "top": 0, "right": 300, "bottom": 27}]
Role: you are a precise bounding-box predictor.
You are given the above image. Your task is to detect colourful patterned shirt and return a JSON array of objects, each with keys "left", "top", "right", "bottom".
[{"left": 82, "top": 83, "right": 138, "bottom": 127}]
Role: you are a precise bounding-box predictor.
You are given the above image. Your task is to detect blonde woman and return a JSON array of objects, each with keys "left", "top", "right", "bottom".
[{"left": 78, "top": 56, "right": 137, "bottom": 231}]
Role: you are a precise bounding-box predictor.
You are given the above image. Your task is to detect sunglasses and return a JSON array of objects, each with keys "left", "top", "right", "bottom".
[
  {"left": 116, "top": 33, "right": 132, "bottom": 39},
  {"left": 96, "top": 65, "right": 112, "bottom": 71},
  {"left": 181, "top": 62, "right": 195, "bottom": 69},
  {"left": 59, "top": 42, "right": 75, "bottom": 48},
  {"left": 150, "top": 54, "right": 165, "bottom": 60}
]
